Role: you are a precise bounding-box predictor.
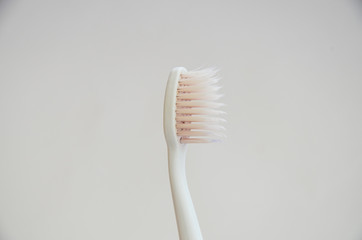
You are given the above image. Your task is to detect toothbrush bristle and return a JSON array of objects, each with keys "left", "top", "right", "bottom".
[{"left": 176, "top": 69, "right": 225, "bottom": 144}]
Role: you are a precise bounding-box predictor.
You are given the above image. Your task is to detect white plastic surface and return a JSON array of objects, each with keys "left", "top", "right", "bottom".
[{"left": 163, "top": 67, "right": 203, "bottom": 240}]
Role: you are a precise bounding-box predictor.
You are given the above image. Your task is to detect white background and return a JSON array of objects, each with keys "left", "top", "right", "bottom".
[{"left": 1, "top": 0, "right": 362, "bottom": 239}]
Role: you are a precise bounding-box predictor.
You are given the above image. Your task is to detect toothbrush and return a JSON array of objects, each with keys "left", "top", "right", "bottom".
[{"left": 163, "top": 67, "right": 224, "bottom": 240}]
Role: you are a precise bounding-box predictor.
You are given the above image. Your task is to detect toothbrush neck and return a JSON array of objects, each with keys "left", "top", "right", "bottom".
[{"left": 168, "top": 145, "right": 203, "bottom": 240}]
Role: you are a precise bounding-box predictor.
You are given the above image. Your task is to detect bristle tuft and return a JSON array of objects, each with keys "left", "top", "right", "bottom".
[{"left": 176, "top": 68, "right": 225, "bottom": 144}]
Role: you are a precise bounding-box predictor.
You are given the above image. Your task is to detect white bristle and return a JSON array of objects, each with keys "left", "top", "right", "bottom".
[{"left": 176, "top": 69, "right": 225, "bottom": 144}]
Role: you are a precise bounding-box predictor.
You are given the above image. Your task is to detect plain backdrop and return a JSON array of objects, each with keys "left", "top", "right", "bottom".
[{"left": 1, "top": 0, "right": 362, "bottom": 239}]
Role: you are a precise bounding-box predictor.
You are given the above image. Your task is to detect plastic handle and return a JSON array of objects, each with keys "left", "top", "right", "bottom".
[{"left": 168, "top": 144, "right": 203, "bottom": 240}]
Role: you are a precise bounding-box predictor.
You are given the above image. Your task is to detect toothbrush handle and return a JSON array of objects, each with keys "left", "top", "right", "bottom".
[{"left": 168, "top": 146, "right": 203, "bottom": 240}]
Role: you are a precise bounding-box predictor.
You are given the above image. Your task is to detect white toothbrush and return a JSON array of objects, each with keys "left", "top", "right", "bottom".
[{"left": 163, "top": 67, "right": 225, "bottom": 240}]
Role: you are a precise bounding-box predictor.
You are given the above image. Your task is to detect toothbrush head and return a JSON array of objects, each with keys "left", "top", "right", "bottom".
[{"left": 164, "top": 67, "right": 225, "bottom": 145}]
